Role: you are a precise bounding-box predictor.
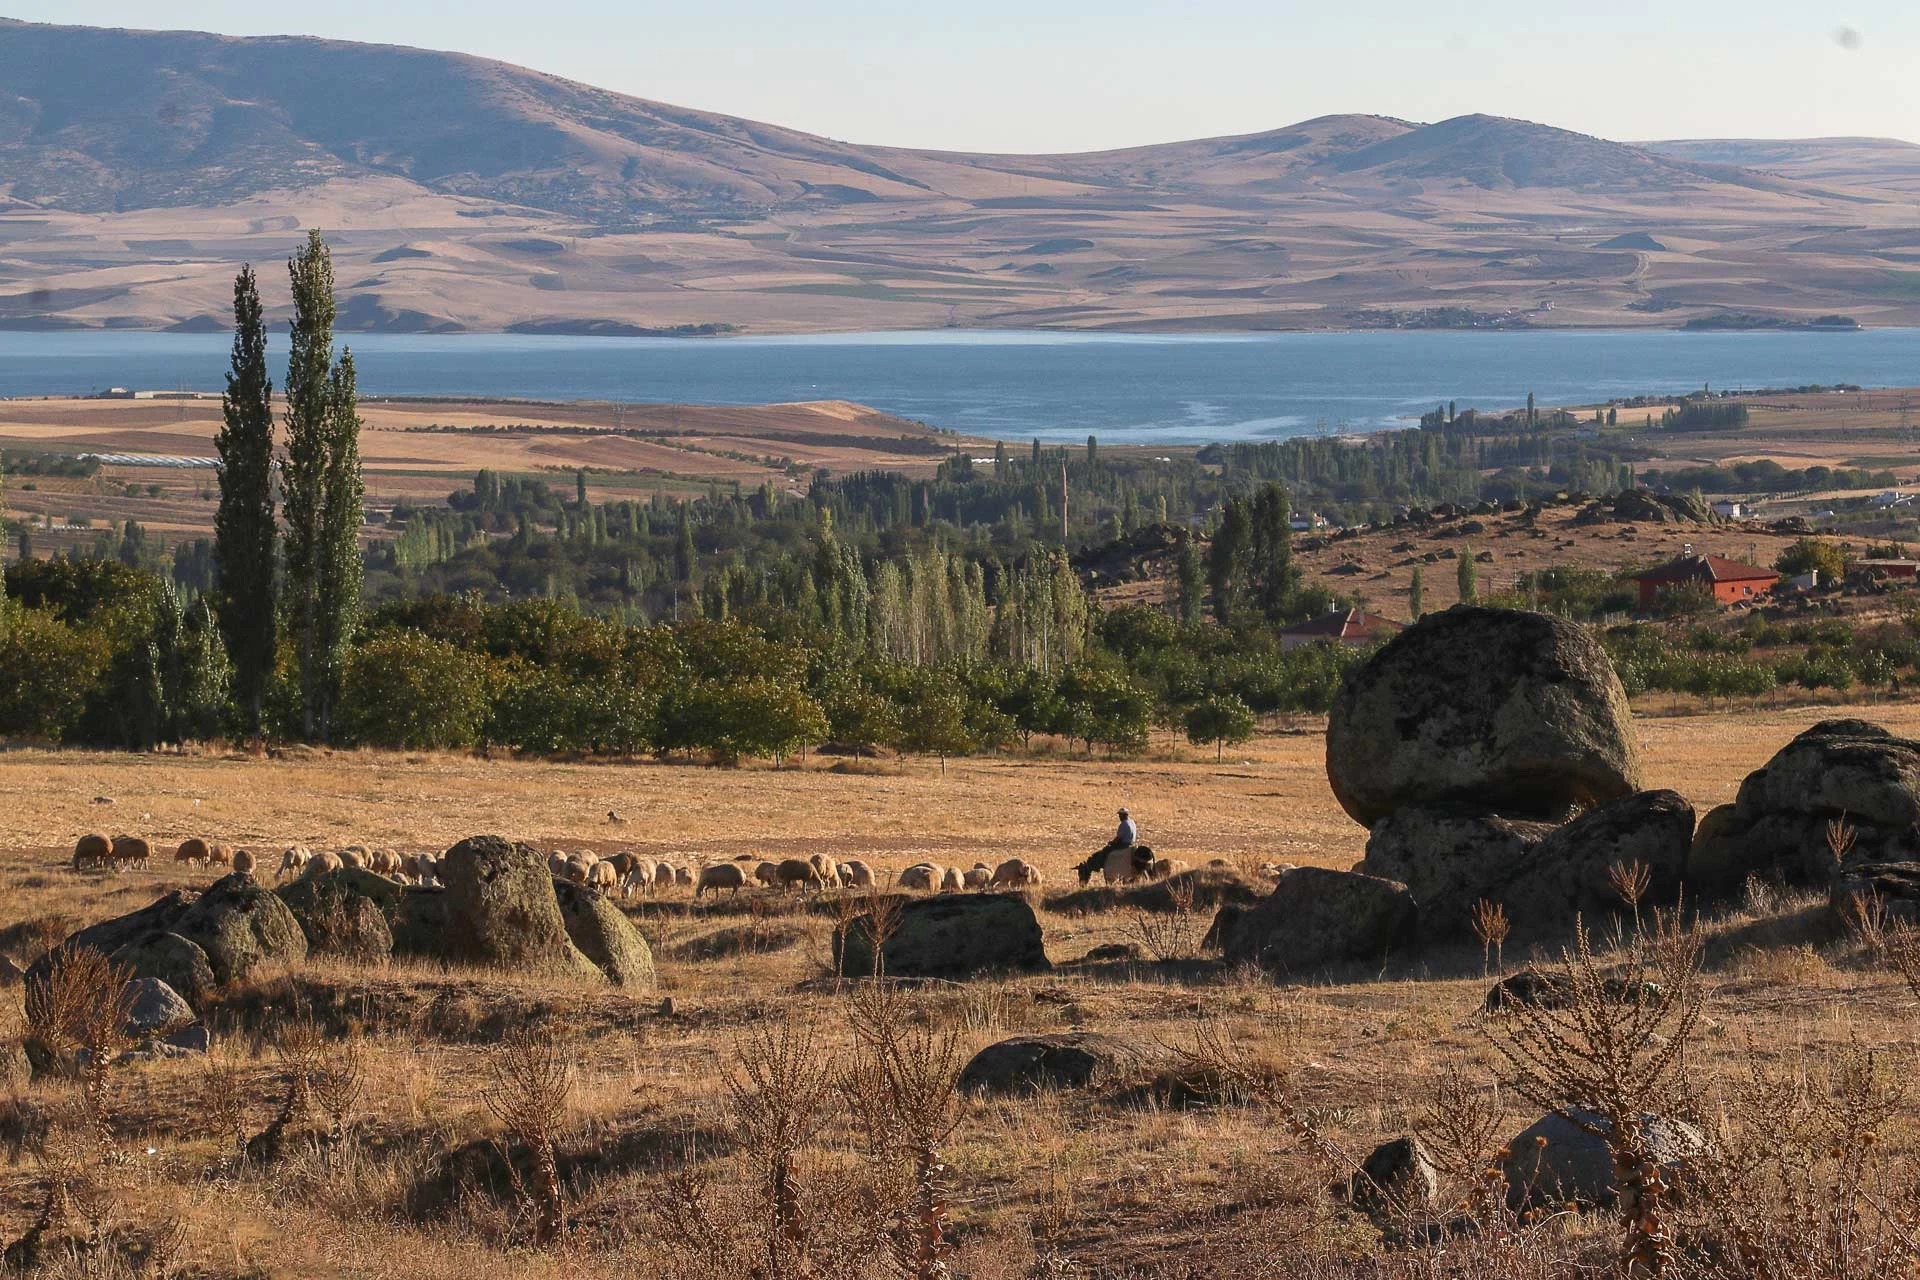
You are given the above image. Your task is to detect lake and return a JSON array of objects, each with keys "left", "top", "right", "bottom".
[{"left": 3, "top": 328, "right": 1916, "bottom": 444}]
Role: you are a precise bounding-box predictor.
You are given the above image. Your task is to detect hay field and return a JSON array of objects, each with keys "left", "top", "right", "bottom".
[{"left": 5, "top": 704, "right": 1920, "bottom": 1276}]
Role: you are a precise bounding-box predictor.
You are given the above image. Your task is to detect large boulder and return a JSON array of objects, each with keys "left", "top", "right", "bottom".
[
  {"left": 276, "top": 868, "right": 404, "bottom": 959},
  {"left": 1695, "top": 721, "right": 1920, "bottom": 891},
  {"left": 1830, "top": 861, "right": 1920, "bottom": 928},
  {"left": 834, "top": 894, "right": 1050, "bottom": 979},
  {"left": 1221, "top": 867, "right": 1418, "bottom": 975},
  {"left": 553, "top": 880, "right": 657, "bottom": 990},
  {"left": 1347, "top": 1136, "right": 1440, "bottom": 1217},
  {"left": 958, "top": 1033, "right": 1142, "bottom": 1095},
  {"left": 1326, "top": 607, "right": 1643, "bottom": 826},
  {"left": 171, "top": 873, "right": 308, "bottom": 985},
  {"left": 1365, "top": 791, "right": 1693, "bottom": 936},
  {"left": 441, "top": 836, "right": 601, "bottom": 980},
  {"left": 1502, "top": 1108, "right": 1706, "bottom": 1212}
]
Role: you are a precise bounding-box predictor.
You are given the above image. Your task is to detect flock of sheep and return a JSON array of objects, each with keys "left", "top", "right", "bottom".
[{"left": 71, "top": 834, "right": 1206, "bottom": 899}]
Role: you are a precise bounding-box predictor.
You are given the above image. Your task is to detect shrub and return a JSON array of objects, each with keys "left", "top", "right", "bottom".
[
  {"left": 339, "top": 631, "right": 491, "bottom": 749},
  {"left": 0, "top": 611, "right": 112, "bottom": 741}
]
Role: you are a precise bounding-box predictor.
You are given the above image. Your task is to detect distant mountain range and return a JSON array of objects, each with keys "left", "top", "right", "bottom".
[{"left": 5, "top": 17, "right": 1920, "bottom": 334}]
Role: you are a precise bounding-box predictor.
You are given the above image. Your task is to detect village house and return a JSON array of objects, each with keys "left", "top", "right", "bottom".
[
  {"left": 1630, "top": 552, "right": 1777, "bottom": 609},
  {"left": 1279, "top": 607, "right": 1404, "bottom": 651}
]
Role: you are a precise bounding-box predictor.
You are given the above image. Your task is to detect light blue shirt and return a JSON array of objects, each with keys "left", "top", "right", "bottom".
[{"left": 1116, "top": 817, "right": 1137, "bottom": 846}]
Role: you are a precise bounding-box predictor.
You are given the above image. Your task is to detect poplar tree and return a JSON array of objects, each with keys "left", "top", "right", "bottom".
[
  {"left": 312, "top": 348, "right": 364, "bottom": 740},
  {"left": 213, "top": 264, "right": 277, "bottom": 733},
  {"left": 1408, "top": 566, "right": 1424, "bottom": 620},
  {"left": 281, "top": 230, "right": 360, "bottom": 740},
  {"left": 1458, "top": 544, "right": 1478, "bottom": 602}
]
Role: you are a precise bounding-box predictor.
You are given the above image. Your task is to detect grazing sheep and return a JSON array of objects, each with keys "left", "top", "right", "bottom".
[
  {"left": 651, "top": 861, "right": 677, "bottom": 890},
  {"left": 231, "top": 848, "right": 258, "bottom": 878},
  {"left": 338, "top": 848, "right": 367, "bottom": 870},
  {"left": 73, "top": 833, "right": 112, "bottom": 870},
  {"left": 1146, "top": 858, "right": 1190, "bottom": 881},
  {"left": 277, "top": 846, "right": 312, "bottom": 880},
  {"left": 896, "top": 864, "right": 939, "bottom": 892},
  {"left": 605, "top": 851, "right": 641, "bottom": 879},
  {"left": 547, "top": 852, "right": 571, "bottom": 878},
  {"left": 410, "top": 852, "right": 438, "bottom": 886},
  {"left": 110, "top": 835, "right": 152, "bottom": 870},
  {"left": 753, "top": 861, "right": 781, "bottom": 888},
  {"left": 302, "top": 851, "right": 344, "bottom": 878},
  {"left": 696, "top": 863, "right": 749, "bottom": 897},
  {"left": 840, "top": 859, "right": 876, "bottom": 889},
  {"left": 775, "top": 857, "right": 821, "bottom": 893},
  {"left": 175, "top": 837, "right": 212, "bottom": 865},
  {"left": 939, "top": 866, "right": 964, "bottom": 893},
  {"left": 807, "top": 853, "right": 843, "bottom": 890},
  {"left": 620, "top": 862, "right": 655, "bottom": 899},
  {"left": 990, "top": 858, "right": 1042, "bottom": 889},
  {"left": 560, "top": 854, "right": 595, "bottom": 885},
  {"left": 586, "top": 860, "right": 619, "bottom": 891},
  {"left": 963, "top": 864, "right": 992, "bottom": 890},
  {"left": 674, "top": 866, "right": 694, "bottom": 888}
]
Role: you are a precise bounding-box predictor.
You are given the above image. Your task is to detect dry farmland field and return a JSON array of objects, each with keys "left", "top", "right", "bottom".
[{"left": 6, "top": 703, "right": 1920, "bottom": 1277}]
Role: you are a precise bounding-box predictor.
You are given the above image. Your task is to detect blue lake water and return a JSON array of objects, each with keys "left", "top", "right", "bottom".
[{"left": 2, "top": 328, "right": 1916, "bottom": 444}]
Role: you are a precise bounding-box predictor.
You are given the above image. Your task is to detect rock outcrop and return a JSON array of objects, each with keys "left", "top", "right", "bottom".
[
  {"left": 552, "top": 879, "right": 657, "bottom": 991},
  {"left": 171, "top": 873, "right": 308, "bottom": 985},
  {"left": 1502, "top": 1109, "right": 1706, "bottom": 1211},
  {"left": 1327, "top": 607, "right": 1643, "bottom": 826}
]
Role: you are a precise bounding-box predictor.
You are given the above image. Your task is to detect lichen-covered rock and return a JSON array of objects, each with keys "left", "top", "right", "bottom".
[
  {"left": 171, "top": 873, "right": 308, "bottom": 984},
  {"left": 1364, "top": 807, "right": 1555, "bottom": 933},
  {"left": 1326, "top": 607, "right": 1643, "bottom": 826},
  {"left": 958, "top": 1033, "right": 1141, "bottom": 1095},
  {"left": 112, "top": 932, "right": 216, "bottom": 1008},
  {"left": 553, "top": 879, "right": 656, "bottom": 990},
  {"left": 1222, "top": 867, "right": 1418, "bottom": 975},
  {"left": 1830, "top": 861, "right": 1920, "bottom": 928},
  {"left": 1348, "top": 1136, "right": 1440, "bottom": 1217},
  {"left": 441, "top": 836, "right": 601, "bottom": 980},
  {"left": 276, "top": 868, "right": 403, "bottom": 958},
  {"left": 1695, "top": 721, "right": 1920, "bottom": 891},
  {"left": 834, "top": 893, "right": 1049, "bottom": 979}
]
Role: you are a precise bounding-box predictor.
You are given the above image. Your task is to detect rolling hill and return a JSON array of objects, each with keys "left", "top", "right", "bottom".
[{"left": 4, "top": 17, "right": 1920, "bottom": 334}]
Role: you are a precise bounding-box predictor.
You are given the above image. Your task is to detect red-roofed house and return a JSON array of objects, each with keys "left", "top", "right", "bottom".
[
  {"left": 1630, "top": 554, "right": 1777, "bottom": 609},
  {"left": 1279, "top": 607, "right": 1405, "bottom": 651}
]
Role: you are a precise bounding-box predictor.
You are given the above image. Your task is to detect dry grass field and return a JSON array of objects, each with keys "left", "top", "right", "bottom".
[{"left": 5, "top": 702, "right": 1920, "bottom": 1277}]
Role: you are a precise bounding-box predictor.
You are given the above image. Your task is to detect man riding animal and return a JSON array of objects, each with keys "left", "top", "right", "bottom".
[{"left": 1074, "top": 808, "right": 1154, "bottom": 884}]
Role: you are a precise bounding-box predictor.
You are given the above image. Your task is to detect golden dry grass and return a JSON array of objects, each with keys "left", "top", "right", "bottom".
[{"left": 4, "top": 703, "right": 1920, "bottom": 1277}]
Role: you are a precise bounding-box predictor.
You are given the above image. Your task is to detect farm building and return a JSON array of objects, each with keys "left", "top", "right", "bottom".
[
  {"left": 1279, "top": 607, "right": 1404, "bottom": 651},
  {"left": 1631, "top": 553, "right": 1777, "bottom": 609}
]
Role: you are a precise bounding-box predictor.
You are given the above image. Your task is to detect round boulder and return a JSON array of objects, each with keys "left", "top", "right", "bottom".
[
  {"left": 121, "top": 977, "right": 194, "bottom": 1037},
  {"left": 275, "top": 868, "right": 406, "bottom": 959},
  {"left": 170, "top": 872, "right": 309, "bottom": 985},
  {"left": 1502, "top": 1108, "right": 1706, "bottom": 1212},
  {"left": 1326, "top": 607, "right": 1643, "bottom": 825},
  {"left": 834, "top": 894, "right": 1050, "bottom": 979}
]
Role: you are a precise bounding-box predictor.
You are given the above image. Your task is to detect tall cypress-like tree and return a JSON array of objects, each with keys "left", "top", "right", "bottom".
[
  {"left": 213, "top": 265, "right": 277, "bottom": 733},
  {"left": 282, "top": 230, "right": 357, "bottom": 739},
  {"left": 312, "top": 348, "right": 364, "bottom": 740}
]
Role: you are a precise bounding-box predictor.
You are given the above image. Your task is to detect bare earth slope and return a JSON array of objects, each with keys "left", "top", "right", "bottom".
[{"left": 5, "top": 18, "right": 1920, "bottom": 334}]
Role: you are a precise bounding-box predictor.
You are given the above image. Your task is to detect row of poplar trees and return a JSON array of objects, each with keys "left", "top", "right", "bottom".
[{"left": 214, "top": 231, "right": 364, "bottom": 740}]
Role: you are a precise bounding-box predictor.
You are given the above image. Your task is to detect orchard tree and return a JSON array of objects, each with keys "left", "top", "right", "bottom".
[{"left": 1185, "top": 693, "right": 1255, "bottom": 762}]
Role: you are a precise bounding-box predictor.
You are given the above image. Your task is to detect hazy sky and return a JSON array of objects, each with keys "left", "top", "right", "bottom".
[{"left": 10, "top": 1, "right": 1918, "bottom": 151}]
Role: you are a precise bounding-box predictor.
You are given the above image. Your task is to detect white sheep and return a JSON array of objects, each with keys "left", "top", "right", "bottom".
[
  {"left": 962, "top": 864, "right": 992, "bottom": 890},
  {"left": 938, "top": 866, "right": 964, "bottom": 893},
  {"left": 338, "top": 848, "right": 367, "bottom": 870},
  {"left": 696, "top": 863, "right": 748, "bottom": 897},
  {"left": 587, "top": 860, "right": 619, "bottom": 891},
  {"left": 410, "top": 852, "right": 439, "bottom": 886},
  {"left": 621, "top": 862, "right": 655, "bottom": 899},
  {"left": 232, "top": 848, "right": 258, "bottom": 878},
  {"left": 674, "top": 865, "right": 693, "bottom": 888},
  {"left": 276, "top": 846, "right": 312, "bottom": 881},
  {"left": 1146, "top": 858, "right": 1190, "bottom": 881},
  {"left": 840, "top": 859, "right": 876, "bottom": 888}
]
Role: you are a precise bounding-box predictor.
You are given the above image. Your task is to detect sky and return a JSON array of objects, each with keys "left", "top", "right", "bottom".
[{"left": 7, "top": 1, "right": 1918, "bottom": 152}]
